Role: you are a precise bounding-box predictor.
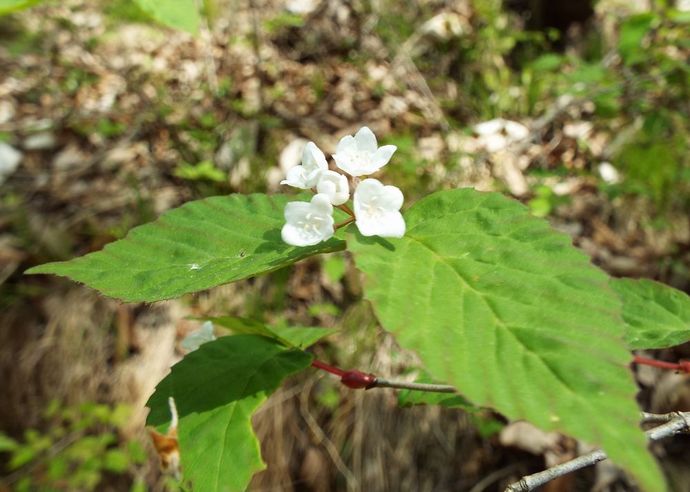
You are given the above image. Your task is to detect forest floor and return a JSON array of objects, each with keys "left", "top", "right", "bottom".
[{"left": 1, "top": 0, "right": 689, "bottom": 490}]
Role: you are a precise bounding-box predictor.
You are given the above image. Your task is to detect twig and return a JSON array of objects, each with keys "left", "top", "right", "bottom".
[
  {"left": 247, "top": 0, "right": 264, "bottom": 114},
  {"left": 504, "top": 412, "right": 690, "bottom": 492},
  {"left": 196, "top": 0, "right": 219, "bottom": 95},
  {"left": 334, "top": 216, "right": 355, "bottom": 229},
  {"left": 299, "top": 378, "right": 359, "bottom": 492},
  {"left": 374, "top": 378, "right": 456, "bottom": 393},
  {"left": 337, "top": 203, "right": 355, "bottom": 217},
  {"left": 641, "top": 411, "right": 682, "bottom": 425},
  {"left": 311, "top": 359, "right": 457, "bottom": 393}
]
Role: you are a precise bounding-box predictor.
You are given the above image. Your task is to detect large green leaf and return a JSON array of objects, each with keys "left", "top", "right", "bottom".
[
  {"left": 146, "top": 335, "right": 312, "bottom": 491},
  {"left": 134, "top": 0, "right": 200, "bottom": 34},
  {"left": 612, "top": 278, "right": 690, "bottom": 350},
  {"left": 27, "top": 194, "right": 345, "bottom": 302},
  {"left": 348, "top": 188, "right": 662, "bottom": 491}
]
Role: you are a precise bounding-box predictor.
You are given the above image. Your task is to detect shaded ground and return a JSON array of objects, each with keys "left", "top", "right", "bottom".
[{"left": 1, "top": 0, "right": 689, "bottom": 490}]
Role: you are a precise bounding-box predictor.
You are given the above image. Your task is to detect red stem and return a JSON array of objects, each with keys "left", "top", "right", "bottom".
[
  {"left": 311, "top": 359, "right": 346, "bottom": 377},
  {"left": 311, "top": 359, "right": 378, "bottom": 389},
  {"left": 633, "top": 355, "right": 690, "bottom": 373}
]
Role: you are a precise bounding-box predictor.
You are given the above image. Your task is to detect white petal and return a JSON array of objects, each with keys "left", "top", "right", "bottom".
[
  {"left": 380, "top": 184, "right": 404, "bottom": 211},
  {"left": 354, "top": 126, "right": 377, "bottom": 153},
  {"left": 304, "top": 168, "right": 324, "bottom": 188},
  {"left": 353, "top": 179, "right": 405, "bottom": 238},
  {"left": 282, "top": 223, "right": 320, "bottom": 246},
  {"left": 316, "top": 170, "right": 350, "bottom": 205},
  {"left": 318, "top": 179, "right": 336, "bottom": 196},
  {"left": 281, "top": 165, "right": 310, "bottom": 189},
  {"left": 353, "top": 178, "right": 384, "bottom": 210},
  {"left": 310, "top": 193, "right": 334, "bottom": 215},
  {"left": 356, "top": 211, "right": 406, "bottom": 238},
  {"left": 284, "top": 201, "right": 311, "bottom": 222},
  {"left": 282, "top": 195, "right": 335, "bottom": 247},
  {"left": 371, "top": 145, "right": 397, "bottom": 170},
  {"left": 316, "top": 222, "right": 335, "bottom": 241},
  {"left": 335, "top": 135, "right": 357, "bottom": 155},
  {"left": 302, "top": 142, "right": 327, "bottom": 168},
  {"left": 334, "top": 155, "right": 367, "bottom": 176}
]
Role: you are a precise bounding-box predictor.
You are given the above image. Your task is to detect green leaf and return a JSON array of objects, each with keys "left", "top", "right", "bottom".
[
  {"left": 210, "top": 316, "right": 336, "bottom": 348},
  {"left": 102, "top": 449, "right": 129, "bottom": 473},
  {"left": 0, "top": 432, "right": 18, "bottom": 452},
  {"left": 0, "top": 0, "right": 41, "bottom": 15},
  {"left": 174, "top": 161, "right": 226, "bottom": 182},
  {"left": 27, "top": 194, "right": 345, "bottom": 302},
  {"left": 618, "top": 13, "right": 657, "bottom": 65},
  {"left": 611, "top": 278, "right": 690, "bottom": 350},
  {"left": 348, "top": 188, "right": 663, "bottom": 491},
  {"left": 529, "top": 54, "right": 563, "bottom": 72},
  {"left": 146, "top": 335, "right": 312, "bottom": 491},
  {"left": 133, "top": 0, "right": 200, "bottom": 34}
]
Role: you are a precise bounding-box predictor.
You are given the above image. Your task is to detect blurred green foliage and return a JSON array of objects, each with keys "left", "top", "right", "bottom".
[{"left": 0, "top": 401, "right": 147, "bottom": 491}]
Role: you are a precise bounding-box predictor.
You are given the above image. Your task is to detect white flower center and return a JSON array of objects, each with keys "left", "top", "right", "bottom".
[
  {"left": 362, "top": 195, "right": 385, "bottom": 218},
  {"left": 296, "top": 213, "right": 325, "bottom": 236}
]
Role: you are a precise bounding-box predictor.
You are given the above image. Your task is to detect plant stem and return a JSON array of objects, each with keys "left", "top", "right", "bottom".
[
  {"left": 632, "top": 355, "right": 690, "bottom": 373},
  {"left": 337, "top": 203, "right": 355, "bottom": 216},
  {"left": 335, "top": 216, "right": 355, "bottom": 229},
  {"left": 311, "top": 359, "right": 346, "bottom": 377},
  {"left": 310, "top": 360, "right": 457, "bottom": 393}
]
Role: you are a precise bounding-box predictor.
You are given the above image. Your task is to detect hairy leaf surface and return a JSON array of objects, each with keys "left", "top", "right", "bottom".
[
  {"left": 146, "top": 335, "right": 312, "bottom": 491},
  {"left": 27, "top": 194, "right": 345, "bottom": 302},
  {"left": 348, "top": 188, "right": 662, "bottom": 490},
  {"left": 612, "top": 278, "right": 690, "bottom": 349},
  {"left": 134, "top": 0, "right": 200, "bottom": 33}
]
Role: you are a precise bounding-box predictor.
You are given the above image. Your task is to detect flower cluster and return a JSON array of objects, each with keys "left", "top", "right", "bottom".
[{"left": 281, "top": 127, "right": 405, "bottom": 247}]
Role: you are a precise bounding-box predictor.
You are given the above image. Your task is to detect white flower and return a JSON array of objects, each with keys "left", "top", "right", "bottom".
[
  {"left": 333, "top": 126, "right": 397, "bottom": 177},
  {"left": 281, "top": 141, "right": 328, "bottom": 189},
  {"left": 282, "top": 194, "right": 335, "bottom": 246},
  {"left": 316, "top": 170, "right": 349, "bottom": 205},
  {"left": 353, "top": 179, "right": 405, "bottom": 238}
]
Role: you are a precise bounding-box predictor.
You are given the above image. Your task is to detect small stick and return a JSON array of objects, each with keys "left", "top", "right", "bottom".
[
  {"left": 311, "top": 359, "right": 457, "bottom": 393},
  {"left": 335, "top": 216, "right": 355, "bottom": 229},
  {"left": 337, "top": 203, "right": 355, "bottom": 217},
  {"left": 505, "top": 412, "right": 690, "bottom": 492}
]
